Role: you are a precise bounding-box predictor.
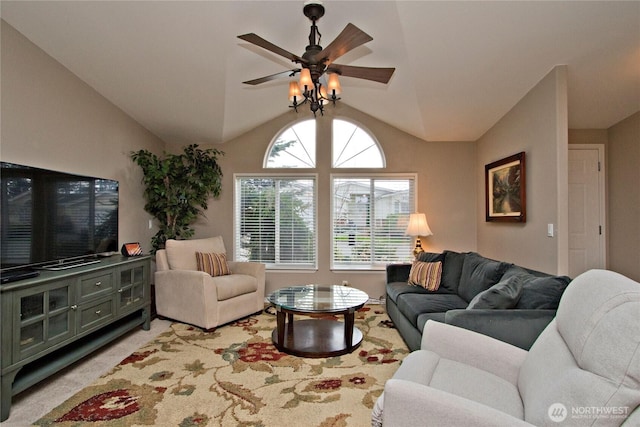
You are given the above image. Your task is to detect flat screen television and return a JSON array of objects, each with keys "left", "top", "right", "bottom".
[{"left": 1, "top": 162, "right": 118, "bottom": 277}]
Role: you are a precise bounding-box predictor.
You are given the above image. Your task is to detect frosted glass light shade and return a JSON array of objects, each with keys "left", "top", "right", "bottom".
[
  {"left": 289, "top": 81, "right": 302, "bottom": 101},
  {"left": 299, "top": 68, "right": 313, "bottom": 89},
  {"left": 405, "top": 213, "right": 433, "bottom": 237},
  {"left": 328, "top": 73, "right": 342, "bottom": 94}
]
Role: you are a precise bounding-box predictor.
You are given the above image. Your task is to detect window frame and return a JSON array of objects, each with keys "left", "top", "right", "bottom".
[
  {"left": 330, "top": 173, "right": 418, "bottom": 271},
  {"left": 332, "top": 117, "right": 386, "bottom": 168},
  {"left": 263, "top": 119, "right": 316, "bottom": 169},
  {"left": 234, "top": 173, "right": 318, "bottom": 271}
]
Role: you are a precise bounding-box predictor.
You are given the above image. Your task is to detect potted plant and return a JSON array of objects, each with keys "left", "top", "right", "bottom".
[{"left": 131, "top": 144, "right": 224, "bottom": 252}]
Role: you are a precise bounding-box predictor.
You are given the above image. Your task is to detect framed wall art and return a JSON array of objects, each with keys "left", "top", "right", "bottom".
[{"left": 485, "top": 151, "right": 526, "bottom": 222}]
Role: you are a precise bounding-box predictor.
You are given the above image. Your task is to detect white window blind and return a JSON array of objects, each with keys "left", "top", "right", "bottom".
[
  {"left": 332, "top": 176, "right": 415, "bottom": 269},
  {"left": 235, "top": 176, "right": 316, "bottom": 269}
]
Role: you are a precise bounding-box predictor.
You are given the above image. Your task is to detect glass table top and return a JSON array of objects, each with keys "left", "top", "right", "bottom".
[{"left": 268, "top": 285, "right": 369, "bottom": 313}]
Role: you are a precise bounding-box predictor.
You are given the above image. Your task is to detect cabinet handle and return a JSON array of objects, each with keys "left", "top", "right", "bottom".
[
  {"left": 95, "top": 310, "right": 102, "bottom": 315},
  {"left": 95, "top": 281, "right": 102, "bottom": 287},
  {"left": 118, "top": 288, "right": 124, "bottom": 293},
  {"left": 71, "top": 305, "right": 78, "bottom": 310}
]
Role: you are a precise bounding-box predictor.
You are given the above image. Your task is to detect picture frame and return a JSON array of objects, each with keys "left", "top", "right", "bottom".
[{"left": 485, "top": 151, "right": 526, "bottom": 222}]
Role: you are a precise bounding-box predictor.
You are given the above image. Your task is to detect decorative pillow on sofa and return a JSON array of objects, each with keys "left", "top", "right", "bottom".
[
  {"left": 408, "top": 261, "right": 442, "bottom": 291},
  {"left": 466, "top": 275, "right": 524, "bottom": 309},
  {"left": 458, "top": 252, "right": 511, "bottom": 302},
  {"left": 195, "top": 252, "right": 231, "bottom": 277},
  {"left": 502, "top": 267, "right": 571, "bottom": 309}
]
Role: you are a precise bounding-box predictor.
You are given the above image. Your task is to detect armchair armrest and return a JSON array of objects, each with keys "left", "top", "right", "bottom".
[
  {"left": 227, "top": 261, "right": 265, "bottom": 279},
  {"left": 154, "top": 269, "right": 220, "bottom": 327},
  {"left": 383, "top": 379, "right": 534, "bottom": 427},
  {"left": 386, "top": 263, "right": 412, "bottom": 284},
  {"left": 421, "top": 320, "right": 527, "bottom": 385},
  {"left": 444, "top": 309, "right": 556, "bottom": 350}
]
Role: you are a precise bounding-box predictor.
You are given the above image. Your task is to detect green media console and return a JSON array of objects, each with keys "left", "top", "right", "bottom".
[{"left": 0, "top": 255, "right": 151, "bottom": 421}]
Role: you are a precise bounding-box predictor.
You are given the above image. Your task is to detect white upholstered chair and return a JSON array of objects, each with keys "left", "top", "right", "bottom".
[
  {"left": 373, "top": 269, "right": 640, "bottom": 426},
  {"left": 154, "top": 236, "right": 265, "bottom": 330}
]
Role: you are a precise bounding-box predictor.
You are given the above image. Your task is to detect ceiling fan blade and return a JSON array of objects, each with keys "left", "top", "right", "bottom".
[
  {"left": 327, "top": 64, "right": 395, "bottom": 84},
  {"left": 238, "top": 33, "right": 306, "bottom": 64},
  {"left": 315, "top": 23, "right": 373, "bottom": 65},
  {"left": 242, "top": 69, "right": 301, "bottom": 85}
]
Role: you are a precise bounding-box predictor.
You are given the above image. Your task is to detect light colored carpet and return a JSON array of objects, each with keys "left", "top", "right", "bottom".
[{"left": 32, "top": 306, "right": 408, "bottom": 426}]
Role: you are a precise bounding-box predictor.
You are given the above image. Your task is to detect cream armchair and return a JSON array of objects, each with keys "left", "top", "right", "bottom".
[{"left": 154, "top": 236, "right": 265, "bottom": 330}]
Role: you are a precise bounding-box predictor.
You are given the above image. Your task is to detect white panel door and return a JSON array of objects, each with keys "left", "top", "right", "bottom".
[{"left": 568, "top": 146, "right": 605, "bottom": 278}]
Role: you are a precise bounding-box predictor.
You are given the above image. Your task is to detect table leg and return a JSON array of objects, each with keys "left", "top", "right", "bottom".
[
  {"left": 276, "top": 309, "right": 285, "bottom": 345},
  {"left": 344, "top": 310, "right": 355, "bottom": 349}
]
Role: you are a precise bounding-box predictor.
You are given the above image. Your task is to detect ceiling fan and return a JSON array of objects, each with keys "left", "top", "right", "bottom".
[{"left": 238, "top": 2, "right": 395, "bottom": 115}]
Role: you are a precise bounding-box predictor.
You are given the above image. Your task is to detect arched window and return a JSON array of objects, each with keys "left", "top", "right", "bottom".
[
  {"left": 332, "top": 119, "right": 384, "bottom": 168},
  {"left": 265, "top": 119, "right": 315, "bottom": 168}
]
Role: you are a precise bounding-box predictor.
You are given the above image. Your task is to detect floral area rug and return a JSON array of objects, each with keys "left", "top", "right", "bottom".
[{"left": 35, "top": 305, "right": 408, "bottom": 427}]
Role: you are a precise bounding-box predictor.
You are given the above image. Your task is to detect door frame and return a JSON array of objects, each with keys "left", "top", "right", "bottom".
[{"left": 568, "top": 144, "right": 607, "bottom": 271}]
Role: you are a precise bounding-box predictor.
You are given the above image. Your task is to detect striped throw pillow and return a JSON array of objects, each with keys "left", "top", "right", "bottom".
[
  {"left": 195, "top": 252, "right": 231, "bottom": 277},
  {"left": 408, "top": 261, "right": 442, "bottom": 291}
]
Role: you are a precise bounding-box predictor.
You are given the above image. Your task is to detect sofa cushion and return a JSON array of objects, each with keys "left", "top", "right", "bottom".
[
  {"left": 439, "top": 250, "right": 467, "bottom": 294},
  {"left": 387, "top": 282, "right": 433, "bottom": 304},
  {"left": 165, "top": 236, "right": 226, "bottom": 270},
  {"left": 467, "top": 275, "right": 524, "bottom": 309},
  {"left": 458, "top": 252, "right": 511, "bottom": 302},
  {"left": 408, "top": 261, "right": 443, "bottom": 291},
  {"left": 416, "top": 252, "right": 445, "bottom": 263},
  {"left": 396, "top": 293, "right": 468, "bottom": 325},
  {"left": 196, "top": 252, "right": 231, "bottom": 277},
  {"left": 417, "top": 312, "right": 447, "bottom": 333},
  {"left": 503, "top": 266, "right": 571, "bottom": 309}
]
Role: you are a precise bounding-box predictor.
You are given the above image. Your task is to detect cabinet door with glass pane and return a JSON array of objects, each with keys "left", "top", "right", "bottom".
[
  {"left": 12, "top": 281, "right": 75, "bottom": 361},
  {"left": 117, "top": 260, "right": 148, "bottom": 315}
]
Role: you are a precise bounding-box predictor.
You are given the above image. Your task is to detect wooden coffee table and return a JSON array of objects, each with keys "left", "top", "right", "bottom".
[{"left": 268, "top": 285, "right": 369, "bottom": 358}]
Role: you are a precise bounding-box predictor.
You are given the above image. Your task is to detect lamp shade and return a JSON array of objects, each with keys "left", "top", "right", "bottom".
[
  {"left": 405, "top": 213, "right": 433, "bottom": 237},
  {"left": 299, "top": 68, "right": 313, "bottom": 89},
  {"left": 288, "top": 81, "right": 302, "bottom": 101},
  {"left": 327, "top": 73, "right": 342, "bottom": 94}
]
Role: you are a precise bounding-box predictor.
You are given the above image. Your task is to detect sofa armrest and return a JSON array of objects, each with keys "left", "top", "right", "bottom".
[
  {"left": 444, "top": 309, "right": 556, "bottom": 350},
  {"left": 421, "top": 320, "right": 527, "bottom": 385},
  {"left": 386, "top": 263, "right": 412, "bottom": 284},
  {"left": 382, "top": 379, "right": 534, "bottom": 427}
]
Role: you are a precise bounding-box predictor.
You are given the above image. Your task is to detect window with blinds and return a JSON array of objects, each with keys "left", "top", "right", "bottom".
[
  {"left": 331, "top": 175, "right": 416, "bottom": 269},
  {"left": 235, "top": 176, "right": 317, "bottom": 269}
]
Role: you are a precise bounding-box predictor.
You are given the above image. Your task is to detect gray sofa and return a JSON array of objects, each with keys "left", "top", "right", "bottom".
[{"left": 386, "top": 250, "right": 571, "bottom": 350}]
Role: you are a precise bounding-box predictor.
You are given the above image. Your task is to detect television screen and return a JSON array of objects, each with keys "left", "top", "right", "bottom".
[{"left": 0, "top": 162, "right": 119, "bottom": 271}]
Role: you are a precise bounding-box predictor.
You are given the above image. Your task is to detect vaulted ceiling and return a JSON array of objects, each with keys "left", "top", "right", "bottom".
[{"left": 2, "top": 1, "right": 638, "bottom": 146}]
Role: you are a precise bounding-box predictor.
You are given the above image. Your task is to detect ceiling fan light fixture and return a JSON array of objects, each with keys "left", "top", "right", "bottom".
[
  {"left": 239, "top": 2, "right": 394, "bottom": 117},
  {"left": 327, "top": 73, "right": 342, "bottom": 94},
  {"left": 299, "top": 68, "right": 313, "bottom": 90},
  {"left": 288, "top": 81, "right": 302, "bottom": 102}
]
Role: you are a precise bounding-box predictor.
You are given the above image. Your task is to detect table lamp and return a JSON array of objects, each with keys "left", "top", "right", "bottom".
[{"left": 405, "top": 212, "right": 433, "bottom": 258}]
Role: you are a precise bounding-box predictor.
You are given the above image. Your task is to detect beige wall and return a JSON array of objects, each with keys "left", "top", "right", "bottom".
[
  {"left": 476, "top": 66, "right": 569, "bottom": 274},
  {"left": 1, "top": 21, "right": 164, "bottom": 250},
  {"left": 194, "top": 103, "right": 477, "bottom": 297},
  {"left": 607, "top": 112, "right": 640, "bottom": 281}
]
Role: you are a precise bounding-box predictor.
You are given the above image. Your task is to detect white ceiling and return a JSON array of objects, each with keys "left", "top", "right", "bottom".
[{"left": 2, "top": 1, "right": 639, "bottom": 146}]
